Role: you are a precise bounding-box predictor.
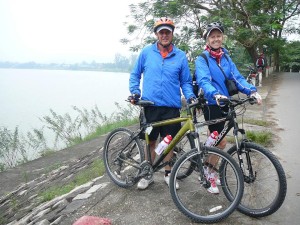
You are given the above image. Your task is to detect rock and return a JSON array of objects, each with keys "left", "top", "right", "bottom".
[{"left": 72, "top": 216, "right": 112, "bottom": 225}]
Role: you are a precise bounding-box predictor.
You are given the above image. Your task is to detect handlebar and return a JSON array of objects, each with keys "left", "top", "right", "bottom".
[
  {"left": 126, "top": 96, "right": 257, "bottom": 112},
  {"left": 218, "top": 96, "right": 257, "bottom": 107},
  {"left": 188, "top": 95, "right": 257, "bottom": 110},
  {"left": 126, "top": 99, "right": 155, "bottom": 107}
]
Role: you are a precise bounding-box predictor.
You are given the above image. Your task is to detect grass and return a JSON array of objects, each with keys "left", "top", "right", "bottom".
[
  {"left": 226, "top": 130, "right": 273, "bottom": 147},
  {"left": 38, "top": 159, "right": 105, "bottom": 202},
  {"left": 0, "top": 216, "right": 7, "bottom": 225},
  {"left": 245, "top": 130, "right": 273, "bottom": 146},
  {"left": 43, "top": 163, "right": 63, "bottom": 174},
  {"left": 72, "top": 118, "right": 139, "bottom": 145},
  {"left": 237, "top": 117, "right": 273, "bottom": 127},
  {"left": 39, "top": 149, "right": 56, "bottom": 157}
]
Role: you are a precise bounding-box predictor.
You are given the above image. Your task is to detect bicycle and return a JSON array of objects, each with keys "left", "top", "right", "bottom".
[
  {"left": 246, "top": 65, "right": 259, "bottom": 86},
  {"left": 103, "top": 98, "right": 244, "bottom": 223},
  {"left": 186, "top": 95, "right": 287, "bottom": 218}
]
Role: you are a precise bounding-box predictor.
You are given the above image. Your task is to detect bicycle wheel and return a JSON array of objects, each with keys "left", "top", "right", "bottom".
[
  {"left": 169, "top": 147, "right": 244, "bottom": 223},
  {"left": 103, "top": 127, "right": 145, "bottom": 188},
  {"left": 226, "top": 142, "right": 287, "bottom": 217},
  {"left": 174, "top": 132, "right": 195, "bottom": 180}
]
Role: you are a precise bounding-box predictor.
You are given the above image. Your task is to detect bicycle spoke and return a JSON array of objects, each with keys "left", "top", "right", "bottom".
[
  {"left": 103, "top": 128, "right": 145, "bottom": 188},
  {"left": 227, "top": 142, "right": 287, "bottom": 217},
  {"left": 169, "top": 148, "right": 244, "bottom": 223}
]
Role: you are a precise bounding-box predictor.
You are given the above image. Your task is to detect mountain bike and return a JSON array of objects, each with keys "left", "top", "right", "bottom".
[
  {"left": 103, "top": 98, "right": 244, "bottom": 223},
  {"left": 187, "top": 95, "right": 287, "bottom": 217}
]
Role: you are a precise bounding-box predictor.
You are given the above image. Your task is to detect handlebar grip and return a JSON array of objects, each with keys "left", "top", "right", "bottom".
[
  {"left": 249, "top": 96, "right": 257, "bottom": 105},
  {"left": 218, "top": 98, "right": 230, "bottom": 104}
]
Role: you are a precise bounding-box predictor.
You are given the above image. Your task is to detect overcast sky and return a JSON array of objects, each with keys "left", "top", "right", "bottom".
[{"left": 0, "top": 0, "right": 140, "bottom": 63}]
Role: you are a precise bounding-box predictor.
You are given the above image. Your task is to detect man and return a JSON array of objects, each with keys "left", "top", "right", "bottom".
[
  {"left": 129, "top": 17, "right": 195, "bottom": 190},
  {"left": 256, "top": 53, "right": 265, "bottom": 87}
]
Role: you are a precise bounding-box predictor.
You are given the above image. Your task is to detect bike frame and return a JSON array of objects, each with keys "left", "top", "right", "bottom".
[
  {"left": 134, "top": 102, "right": 200, "bottom": 173},
  {"left": 145, "top": 116, "right": 195, "bottom": 171},
  {"left": 194, "top": 99, "right": 254, "bottom": 179}
]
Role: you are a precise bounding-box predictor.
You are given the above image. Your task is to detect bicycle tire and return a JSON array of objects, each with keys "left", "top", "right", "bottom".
[
  {"left": 103, "top": 127, "right": 145, "bottom": 188},
  {"left": 174, "top": 132, "right": 195, "bottom": 180},
  {"left": 226, "top": 142, "right": 287, "bottom": 217},
  {"left": 169, "top": 147, "right": 244, "bottom": 223}
]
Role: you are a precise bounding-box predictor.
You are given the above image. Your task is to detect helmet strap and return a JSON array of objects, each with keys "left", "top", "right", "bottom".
[{"left": 208, "top": 44, "right": 221, "bottom": 52}]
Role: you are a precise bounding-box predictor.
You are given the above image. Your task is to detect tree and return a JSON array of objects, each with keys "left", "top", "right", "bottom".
[
  {"left": 114, "top": 53, "right": 130, "bottom": 70},
  {"left": 216, "top": 0, "right": 300, "bottom": 71},
  {"left": 122, "top": 0, "right": 300, "bottom": 71},
  {"left": 280, "top": 41, "right": 300, "bottom": 72}
]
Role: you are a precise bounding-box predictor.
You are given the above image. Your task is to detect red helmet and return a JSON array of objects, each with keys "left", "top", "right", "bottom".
[{"left": 153, "top": 17, "right": 175, "bottom": 33}]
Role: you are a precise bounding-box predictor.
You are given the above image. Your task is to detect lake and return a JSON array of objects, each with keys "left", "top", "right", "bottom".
[{"left": 0, "top": 68, "right": 131, "bottom": 159}]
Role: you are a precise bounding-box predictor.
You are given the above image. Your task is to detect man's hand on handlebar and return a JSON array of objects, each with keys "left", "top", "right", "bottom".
[
  {"left": 127, "top": 93, "right": 140, "bottom": 104},
  {"left": 250, "top": 92, "right": 262, "bottom": 105},
  {"left": 214, "top": 94, "right": 228, "bottom": 106},
  {"left": 188, "top": 97, "right": 197, "bottom": 104}
]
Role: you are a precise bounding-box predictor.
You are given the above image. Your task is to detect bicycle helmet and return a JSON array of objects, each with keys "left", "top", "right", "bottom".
[
  {"left": 203, "top": 22, "right": 224, "bottom": 39},
  {"left": 153, "top": 17, "right": 175, "bottom": 33}
]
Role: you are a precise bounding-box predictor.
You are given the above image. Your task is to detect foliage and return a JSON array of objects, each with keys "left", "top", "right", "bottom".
[
  {"left": 0, "top": 103, "right": 140, "bottom": 171},
  {"left": 0, "top": 127, "right": 28, "bottom": 170},
  {"left": 280, "top": 41, "right": 300, "bottom": 71},
  {"left": 227, "top": 130, "right": 273, "bottom": 147},
  {"left": 122, "top": 0, "right": 300, "bottom": 71},
  {"left": 237, "top": 118, "right": 274, "bottom": 127},
  {"left": 42, "top": 102, "right": 140, "bottom": 148},
  {"left": 246, "top": 130, "right": 273, "bottom": 147}
]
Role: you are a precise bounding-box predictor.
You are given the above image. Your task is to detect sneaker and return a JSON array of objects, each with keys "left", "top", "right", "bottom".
[
  {"left": 210, "top": 172, "right": 221, "bottom": 186},
  {"left": 207, "top": 177, "right": 219, "bottom": 194},
  {"left": 137, "top": 178, "right": 154, "bottom": 190},
  {"left": 202, "top": 167, "right": 221, "bottom": 186},
  {"left": 164, "top": 174, "right": 179, "bottom": 190}
]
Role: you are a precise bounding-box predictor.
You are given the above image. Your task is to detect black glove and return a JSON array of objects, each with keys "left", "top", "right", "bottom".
[{"left": 128, "top": 94, "right": 140, "bottom": 104}]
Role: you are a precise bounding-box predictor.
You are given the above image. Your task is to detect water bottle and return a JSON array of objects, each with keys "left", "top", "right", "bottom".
[
  {"left": 155, "top": 135, "right": 172, "bottom": 155},
  {"left": 205, "top": 131, "right": 219, "bottom": 147}
]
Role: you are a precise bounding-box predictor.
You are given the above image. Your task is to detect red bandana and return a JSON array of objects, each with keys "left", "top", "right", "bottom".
[{"left": 205, "top": 45, "right": 224, "bottom": 65}]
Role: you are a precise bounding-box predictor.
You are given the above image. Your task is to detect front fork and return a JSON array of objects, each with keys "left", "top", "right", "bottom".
[
  {"left": 233, "top": 129, "right": 256, "bottom": 183},
  {"left": 191, "top": 131, "right": 211, "bottom": 188}
]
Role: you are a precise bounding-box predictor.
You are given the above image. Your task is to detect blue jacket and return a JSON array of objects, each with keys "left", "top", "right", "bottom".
[
  {"left": 195, "top": 48, "right": 257, "bottom": 105},
  {"left": 129, "top": 41, "right": 195, "bottom": 108}
]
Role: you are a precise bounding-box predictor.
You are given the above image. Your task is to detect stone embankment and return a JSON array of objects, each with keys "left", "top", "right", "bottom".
[{"left": 0, "top": 150, "right": 110, "bottom": 225}]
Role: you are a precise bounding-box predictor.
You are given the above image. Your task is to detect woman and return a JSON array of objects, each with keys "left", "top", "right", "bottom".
[{"left": 195, "top": 22, "right": 262, "bottom": 194}]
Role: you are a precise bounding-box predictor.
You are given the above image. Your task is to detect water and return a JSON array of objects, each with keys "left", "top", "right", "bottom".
[{"left": 0, "top": 68, "right": 131, "bottom": 158}]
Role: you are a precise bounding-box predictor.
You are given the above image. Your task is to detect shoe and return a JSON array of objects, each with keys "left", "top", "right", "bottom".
[
  {"left": 210, "top": 172, "right": 221, "bottom": 186},
  {"left": 207, "top": 177, "right": 219, "bottom": 194},
  {"left": 201, "top": 167, "right": 221, "bottom": 186},
  {"left": 137, "top": 178, "right": 154, "bottom": 190},
  {"left": 164, "top": 174, "right": 179, "bottom": 190}
]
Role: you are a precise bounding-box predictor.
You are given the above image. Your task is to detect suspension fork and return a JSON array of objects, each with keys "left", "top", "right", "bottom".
[
  {"left": 241, "top": 140, "right": 256, "bottom": 183},
  {"left": 190, "top": 131, "right": 210, "bottom": 187},
  {"left": 233, "top": 128, "right": 256, "bottom": 183}
]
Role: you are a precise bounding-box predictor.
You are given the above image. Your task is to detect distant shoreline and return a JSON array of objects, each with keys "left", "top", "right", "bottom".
[
  {"left": 0, "top": 59, "right": 134, "bottom": 73},
  {"left": 0, "top": 66, "right": 130, "bottom": 73}
]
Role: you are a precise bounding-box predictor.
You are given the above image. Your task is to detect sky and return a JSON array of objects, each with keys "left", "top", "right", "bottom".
[{"left": 0, "top": 0, "right": 141, "bottom": 63}]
